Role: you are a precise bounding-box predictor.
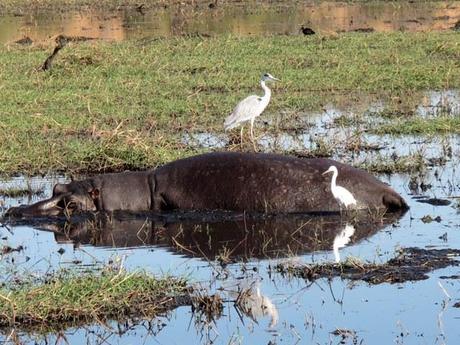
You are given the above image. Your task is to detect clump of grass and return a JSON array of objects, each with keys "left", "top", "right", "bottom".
[
  {"left": 360, "top": 153, "right": 426, "bottom": 174},
  {"left": 0, "top": 269, "right": 188, "bottom": 329}
]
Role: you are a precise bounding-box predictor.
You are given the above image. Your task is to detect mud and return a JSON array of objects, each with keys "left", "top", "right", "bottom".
[
  {"left": 274, "top": 247, "right": 460, "bottom": 285},
  {"left": 416, "top": 197, "right": 452, "bottom": 206}
]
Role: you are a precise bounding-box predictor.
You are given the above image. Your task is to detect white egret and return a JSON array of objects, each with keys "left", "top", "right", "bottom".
[
  {"left": 322, "top": 165, "right": 357, "bottom": 210},
  {"left": 224, "top": 73, "right": 279, "bottom": 148}
]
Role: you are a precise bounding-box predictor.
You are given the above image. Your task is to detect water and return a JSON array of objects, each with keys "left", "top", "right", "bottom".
[{"left": 2, "top": 1, "right": 460, "bottom": 44}]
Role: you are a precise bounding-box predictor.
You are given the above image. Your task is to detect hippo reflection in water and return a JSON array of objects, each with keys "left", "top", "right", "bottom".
[
  {"left": 5, "top": 152, "right": 408, "bottom": 218},
  {"left": 30, "top": 211, "right": 405, "bottom": 260}
]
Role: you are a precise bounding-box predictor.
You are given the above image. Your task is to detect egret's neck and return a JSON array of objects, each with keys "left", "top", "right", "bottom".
[
  {"left": 331, "top": 170, "right": 338, "bottom": 190},
  {"left": 260, "top": 80, "right": 271, "bottom": 101}
]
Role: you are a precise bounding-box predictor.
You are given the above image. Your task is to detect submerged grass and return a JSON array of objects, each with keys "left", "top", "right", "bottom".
[
  {"left": 0, "top": 186, "right": 44, "bottom": 197},
  {"left": 359, "top": 152, "right": 426, "bottom": 173},
  {"left": 1, "top": 32, "right": 460, "bottom": 174},
  {"left": 0, "top": 269, "right": 188, "bottom": 329},
  {"left": 372, "top": 116, "right": 460, "bottom": 135}
]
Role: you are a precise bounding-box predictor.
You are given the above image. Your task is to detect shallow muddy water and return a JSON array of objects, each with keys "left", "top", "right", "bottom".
[
  {"left": 1, "top": 92, "right": 460, "bottom": 344},
  {"left": 2, "top": 1, "right": 460, "bottom": 44}
]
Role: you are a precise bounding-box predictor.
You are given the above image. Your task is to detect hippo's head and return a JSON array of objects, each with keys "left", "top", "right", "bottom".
[{"left": 5, "top": 181, "right": 99, "bottom": 218}]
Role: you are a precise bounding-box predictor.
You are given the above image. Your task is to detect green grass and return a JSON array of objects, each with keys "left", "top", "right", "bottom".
[
  {"left": 0, "top": 269, "right": 188, "bottom": 329},
  {"left": 1, "top": 32, "right": 460, "bottom": 175},
  {"left": 0, "top": 0, "right": 189, "bottom": 12}
]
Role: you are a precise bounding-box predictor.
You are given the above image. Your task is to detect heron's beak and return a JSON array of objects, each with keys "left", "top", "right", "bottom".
[
  {"left": 322, "top": 170, "right": 331, "bottom": 175},
  {"left": 271, "top": 76, "right": 280, "bottom": 82}
]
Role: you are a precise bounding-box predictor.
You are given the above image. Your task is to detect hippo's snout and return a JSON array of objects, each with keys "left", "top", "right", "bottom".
[
  {"left": 4, "top": 193, "right": 71, "bottom": 218},
  {"left": 5, "top": 203, "right": 63, "bottom": 218}
]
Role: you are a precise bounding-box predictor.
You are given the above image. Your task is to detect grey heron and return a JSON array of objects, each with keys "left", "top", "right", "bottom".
[
  {"left": 323, "top": 166, "right": 357, "bottom": 210},
  {"left": 224, "top": 73, "right": 279, "bottom": 148}
]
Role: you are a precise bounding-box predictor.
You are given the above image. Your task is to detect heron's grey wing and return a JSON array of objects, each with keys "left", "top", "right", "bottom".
[{"left": 224, "top": 95, "right": 262, "bottom": 130}]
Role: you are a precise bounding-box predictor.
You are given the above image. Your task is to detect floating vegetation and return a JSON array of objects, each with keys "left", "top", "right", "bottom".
[{"left": 274, "top": 247, "right": 460, "bottom": 285}]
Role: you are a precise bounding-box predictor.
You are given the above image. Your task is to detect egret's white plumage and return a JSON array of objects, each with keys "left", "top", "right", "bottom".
[
  {"left": 323, "top": 166, "right": 357, "bottom": 209},
  {"left": 224, "top": 73, "right": 279, "bottom": 147}
]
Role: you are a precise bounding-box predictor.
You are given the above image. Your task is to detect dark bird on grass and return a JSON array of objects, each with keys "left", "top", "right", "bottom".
[{"left": 300, "top": 26, "right": 315, "bottom": 35}]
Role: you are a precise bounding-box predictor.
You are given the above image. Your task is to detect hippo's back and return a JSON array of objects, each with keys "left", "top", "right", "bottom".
[{"left": 153, "top": 152, "right": 407, "bottom": 213}]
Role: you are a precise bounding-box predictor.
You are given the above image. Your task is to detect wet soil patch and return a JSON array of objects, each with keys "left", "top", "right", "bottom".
[
  {"left": 274, "top": 247, "right": 460, "bottom": 285},
  {"left": 416, "top": 198, "right": 452, "bottom": 206}
]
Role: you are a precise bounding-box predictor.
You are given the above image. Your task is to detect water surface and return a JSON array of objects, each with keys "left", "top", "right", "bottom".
[{"left": 2, "top": 1, "right": 460, "bottom": 44}]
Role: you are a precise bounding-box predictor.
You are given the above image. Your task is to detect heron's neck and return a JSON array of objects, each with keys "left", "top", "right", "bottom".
[
  {"left": 260, "top": 80, "right": 271, "bottom": 100},
  {"left": 331, "top": 170, "right": 338, "bottom": 189}
]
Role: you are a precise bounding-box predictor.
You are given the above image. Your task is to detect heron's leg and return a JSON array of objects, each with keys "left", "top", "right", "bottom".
[
  {"left": 250, "top": 118, "right": 257, "bottom": 151},
  {"left": 240, "top": 126, "right": 244, "bottom": 144}
]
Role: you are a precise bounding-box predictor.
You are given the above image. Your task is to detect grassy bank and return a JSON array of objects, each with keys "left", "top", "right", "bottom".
[
  {"left": 0, "top": 0, "right": 454, "bottom": 13},
  {"left": 1, "top": 32, "right": 459, "bottom": 175},
  {"left": 0, "top": 269, "right": 189, "bottom": 330}
]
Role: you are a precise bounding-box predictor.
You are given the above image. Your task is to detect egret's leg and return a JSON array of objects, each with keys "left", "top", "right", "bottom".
[{"left": 240, "top": 125, "right": 244, "bottom": 148}]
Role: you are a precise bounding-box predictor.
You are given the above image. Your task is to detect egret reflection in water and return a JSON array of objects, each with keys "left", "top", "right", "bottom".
[{"left": 333, "top": 224, "right": 356, "bottom": 263}]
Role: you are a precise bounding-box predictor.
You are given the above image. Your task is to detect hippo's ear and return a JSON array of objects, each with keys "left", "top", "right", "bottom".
[
  {"left": 89, "top": 188, "right": 100, "bottom": 200},
  {"left": 53, "top": 183, "right": 69, "bottom": 196}
]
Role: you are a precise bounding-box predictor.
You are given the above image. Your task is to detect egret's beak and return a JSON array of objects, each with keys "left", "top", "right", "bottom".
[{"left": 322, "top": 170, "right": 331, "bottom": 175}]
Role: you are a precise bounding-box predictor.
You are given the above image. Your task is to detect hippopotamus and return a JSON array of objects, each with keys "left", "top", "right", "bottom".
[{"left": 5, "top": 152, "right": 408, "bottom": 217}]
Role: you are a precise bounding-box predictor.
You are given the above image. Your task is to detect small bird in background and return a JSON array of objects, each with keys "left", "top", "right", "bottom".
[
  {"left": 300, "top": 26, "right": 315, "bottom": 35},
  {"left": 323, "top": 165, "right": 357, "bottom": 212},
  {"left": 224, "top": 73, "right": 279, "bottom": 150}
]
